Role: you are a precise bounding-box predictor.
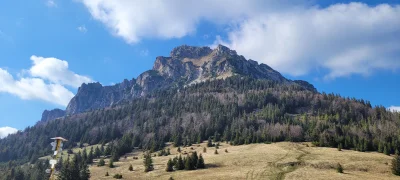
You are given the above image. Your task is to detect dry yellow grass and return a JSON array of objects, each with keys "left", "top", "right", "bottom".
[{"left": 89, "top": 142, "right": 398, "bottom": 180}]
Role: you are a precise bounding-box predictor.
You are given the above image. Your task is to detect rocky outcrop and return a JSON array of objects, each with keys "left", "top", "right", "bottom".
[
  {"left": 65, "top": 79, "right": 136, "bottom": 114},
  {"left": 41, "top": 109, "right": 65, "bottom": 122},
  {"left": 65, "top": 44, "right": 317, "bottom": 115}
]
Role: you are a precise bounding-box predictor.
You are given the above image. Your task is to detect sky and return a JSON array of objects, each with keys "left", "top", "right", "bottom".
[{"left": 0, "top": 0, "right": 399, "bottom": 137}]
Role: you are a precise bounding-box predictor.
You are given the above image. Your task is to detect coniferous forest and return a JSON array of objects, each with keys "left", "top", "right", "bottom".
[{"left": 1, "top": 76, "right": 399, "bottom": 179}]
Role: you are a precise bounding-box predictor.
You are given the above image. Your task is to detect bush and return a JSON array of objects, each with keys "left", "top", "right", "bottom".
[
  {"left": 336, "top": 163, "right": 343, "bottom": 173},
  {"left": 109, "top": 159, "right": 115, "bottom": 168},
  {"left": 214, "top": 149, "right": 218, "bottom": 154},
  {"left": 392, "top": 155, "right": 400, "bottom": 176},
  {"left": 98, "top": 158, "right": 105, "bottom": 167},
  {"left": 225, "top": 149, "right": 228, "bottom": 153},
  {"left": 113, "top": 174, "right": 123, "bottom": 179},
  {"left": 129, "top": 164, "right": 133, "bottom": 171}
]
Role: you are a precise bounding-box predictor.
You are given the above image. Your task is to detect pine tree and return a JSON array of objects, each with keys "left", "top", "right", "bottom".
[
  {"left": 191, "top": 151, "right": 198, "bottom": 168},
  {"left": 336, "top": 163, "right": 343, "bottom": 173},
  {"left": 392, "top": 155, "right": 400, "bottom": 176},
  {"left": 203, "top": 147, "right": 207, "bottom": 153},
  {"left": 87, "top": 147, "right": 94, "bottom": 164},
  {"left": 166, "top": 159, "right": 174, "bottom": 172},
  {"left": 175, "top": 155, "right": 184, "bottom": 170},
  {"left": 196, "top": 154, "right": 205, "bottom": 169},
  {"left": 167, "top": 148, "right": 171, "bottom": 155},
  {"left": 143, "top": 152, "right": 154, "bottom": 172},
  {"left": 105, "top": 172, "right": 109, "bottom": 176},
  {"left": 207, "top": 137, "right": 213, "bottom": 147},
  {"left": 129, "top": 164, "right": 133, "bottom": 171},
  {"left": 384, "top": 145, "right": 390, "bottom": 155},
  {"left": 79, "top": 162, "right": 91, "bottom": 180},
  {"left": 225, "top": 149, "right": 228, "bottom": 153},
  {"left": 109, "top": 159, "right": 115, "bottom": 168},
  {"left": 111, "top": 148, "right": 120, "bottom": 162},
  {"left": 95, "top": 146, "right": 101, "bottom": 158},
  {"left": 98, "top": 158, "right": 105, "bottom": 167},
  {"left": 214, "top": 149, "right": 218, "bottom": 154},
  {"left": 184, "top": 155, "right": 193, "bottom": 170},
  {"left": 338, "top": 143, "right": 342, "bottom": 151},
  {"left": 177, "top": 147, "right": 181, "bottom": 153}
]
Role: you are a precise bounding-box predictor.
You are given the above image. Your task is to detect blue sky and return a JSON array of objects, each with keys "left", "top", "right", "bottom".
[{"left": 0, "top": 0, "right": 399, "bottom": 136}]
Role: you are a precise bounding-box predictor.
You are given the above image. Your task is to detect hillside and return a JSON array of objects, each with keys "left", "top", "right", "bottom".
[
  {"left": 90, "top": 142, "right": 397, "bottom": 180},
  {"left": 0, "top": 45, "right": 399, "bottom": 179}
]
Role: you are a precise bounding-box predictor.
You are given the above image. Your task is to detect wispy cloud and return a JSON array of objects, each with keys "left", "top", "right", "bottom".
[
  {"left": 0, "top": 126, "right": 18, "bottom": 138},
  {"left": 140, "top": 49, "right": 149, "bottom": 57},
  {"left": 46, "top": 0, "right": 57, "bottom": 7},
  {"left": 77, "top": 25, "right": 87, "bottom": 33}
]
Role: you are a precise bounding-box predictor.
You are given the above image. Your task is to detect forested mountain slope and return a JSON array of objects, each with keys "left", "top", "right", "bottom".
[{"left": 0, "top": 45, "right": 399, "bottom": 179}]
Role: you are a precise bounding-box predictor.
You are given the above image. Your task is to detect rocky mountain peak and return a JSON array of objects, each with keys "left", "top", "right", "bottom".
[
  {"left": 170, "top": 45, "right": 212, "bottom": 59},
  {"left": 41, "top": 108, "right": 65, "bottom": 122},
  {"left": 64, "top": 44, "right": 316, "bottom": 115}
]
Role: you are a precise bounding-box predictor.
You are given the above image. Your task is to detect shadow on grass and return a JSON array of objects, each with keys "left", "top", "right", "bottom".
[{"left": 206, "top": 163, "right": 222, "bottom": 169}]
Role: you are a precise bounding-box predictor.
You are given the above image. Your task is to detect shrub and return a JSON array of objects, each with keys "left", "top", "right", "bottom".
[
  {"left": 392, "top": 155, "right": 400, "bottom": 176},
  {"left": 336, "top": 163, "right": 343, "bottom": 173},
  {"left": 113, "top": 174, "right": 123, "bottom": 179}
]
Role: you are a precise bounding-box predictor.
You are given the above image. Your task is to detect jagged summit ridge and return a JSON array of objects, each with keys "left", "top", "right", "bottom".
[{"left": 57, "top": 44, "right": 316, "bottom": 116}]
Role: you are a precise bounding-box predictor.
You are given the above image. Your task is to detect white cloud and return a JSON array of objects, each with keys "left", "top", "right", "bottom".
[
  {"left": 217, "top": 3, "right": 400, "bottom": 79},
  {"left": 46, "top": 0, "right": 57, "bottom": 7},
  {"left": 140, "top": 49, "right": 149, "bottom": 57},
  {"left": 0, "top": 126, "right": 18, "bottom": 138},
  {"left": 77, "top": 25, "right": 88, "bottom": 33},
  {"left": 80, "top": 1, "right": 400, "bottom": 79},
  {"left": 30, "top": 55, "right": 92, "bottom": 88},
  {"left": 0, "top": 56, "right": 92, "bottom": 106},
  {"left": 0, "top": 68, "right": 74, "bottom": 106},
  {"left": 79, "top": 0, "right": 302, "bottom": 43},
  {"left": 389, "top": 106, "right": 400, "bottom": 112}
]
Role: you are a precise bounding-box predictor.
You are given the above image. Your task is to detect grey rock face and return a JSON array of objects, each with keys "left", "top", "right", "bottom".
[
  {"left": 41, "top": 109, "right": 65, "bottom": 122},
  {"left": 64, "top": 44, "right": 316, "bottom": 115}
]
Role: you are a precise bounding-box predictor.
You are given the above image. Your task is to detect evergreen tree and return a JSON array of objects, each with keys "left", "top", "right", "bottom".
[
  {"left": 95, "top": 146, "right": 101, "bottom": 158},
  {"left": 384, "top": 146, "right": 390, "bottom": 155},
  {"left": 177, "top": 147, "right": 181, "bottom": 153},
  {"left": 143, "top": 152, "right": 154, "bottom": 172},
  {"left": 191, "top": 152, "right": 198, "bottom": 168},
  {"left": 207, "top": 137, "right": 213, "bottom": 147},
  {"left": 111, "top": 148, "right": 120, "bottom": 162},
  {"left": 184, "top": 155, "right": 193, "bottom": 170},
  {"left": 109, "top": 159, "right": 115, "bottom": 168},
  {"left": 338, "top": 143, "right": 342, "bottom": 151},
  {"left": 105, "top": 172, "right": 109, "bottom": 176},
  {"left": 87, "top": 147, "right": 94, "bottom": 164},
  {"left": 166, "top": 159, "right": 174, "bottom": 172},
  {"left": 225, "top": 149, "right": 228, "bottom": 153},
  {"left": 98, "top": 158, "right": 105, "bottom": 167},
  {"left": 79, "top": 162, "right": 91, "bottom": 180},
  {"left": 197, "top": 154, "right": 205, "bottom": 169},
  {"left": 392, "top": 155, "right": 400, "bottom": 176},
  {"left": 214, "top": 149, "right": 218, "bottom": 154},
  {"left": 129, "top": 164, "right": 134, "bottom": 171},
  {"left": 203, "top": 147, "right": 207, "bottom": 153},
  {"left": 175, "top": 155, "right": 184, "bottom": 170}
]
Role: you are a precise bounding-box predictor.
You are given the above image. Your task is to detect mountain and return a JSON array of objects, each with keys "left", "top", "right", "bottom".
[
  {"left": 40, "top": 109, "right": 65, "bottom": 122},
  {"left": 1, "top": 45, "right": 399, "bottom": 179},
  {"left": 61, "top": 45, "right": 315, "bottom": 116}
]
